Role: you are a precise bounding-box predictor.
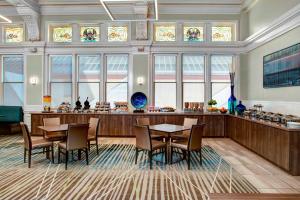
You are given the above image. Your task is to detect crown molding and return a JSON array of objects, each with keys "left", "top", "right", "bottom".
[{"left": 243, "top": 3, "right": 300, "bottom": 52}]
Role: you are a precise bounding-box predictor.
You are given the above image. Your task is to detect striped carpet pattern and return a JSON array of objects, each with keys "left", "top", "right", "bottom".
[{"left": 0, "top": 136, "right": 258, "bottom": 200}]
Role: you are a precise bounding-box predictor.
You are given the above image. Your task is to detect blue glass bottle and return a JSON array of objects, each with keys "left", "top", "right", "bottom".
[
  {"left": 236, "top": 100, "right": 246, "bottom": 115},
  {"left": 228, "top": 85, "right": 237, "bottom": 115}
]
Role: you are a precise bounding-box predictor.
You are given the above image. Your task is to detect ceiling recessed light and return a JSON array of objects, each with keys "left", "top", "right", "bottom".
[
  {"left": 100, "top": 0, "right": 158, "bottom": 21},
  {"left": 0, "top": 15, "right": 12, "bottom": 23}
]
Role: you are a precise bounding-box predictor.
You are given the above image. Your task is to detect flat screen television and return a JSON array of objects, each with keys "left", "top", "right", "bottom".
[{"left": 263, "top": 43, "right": 300, "bottom": 88}]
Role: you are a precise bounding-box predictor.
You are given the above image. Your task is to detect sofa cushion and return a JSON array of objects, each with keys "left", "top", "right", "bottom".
[{"left": 0, "top": 106, "right": 23, "bottom": 123}]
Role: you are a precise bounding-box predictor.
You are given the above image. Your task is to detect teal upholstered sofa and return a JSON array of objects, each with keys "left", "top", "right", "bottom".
[{"left": 0, "top": 106, "right": 23, "bottom": 134}]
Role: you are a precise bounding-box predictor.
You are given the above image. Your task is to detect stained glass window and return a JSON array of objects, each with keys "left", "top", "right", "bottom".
[
  {"left": 183, "top": 26, "right": 204, "bottom": 42},
  {"left": 154, "top": 24, "right": 176, "bottom": 42},
  {"left": 212, "top": 26, "right": 232, "bottom": 42},
  {"left": 52, "top": 25, "right": 72, "bottom": 42},
  {"left": 80, "top": 26, "right": 100, "bottom": 42},
  {"left": 5, "top": 27, "right": 24, "bottom": 43},
  {"left": 107, "top": 26, "right": 128, "bottom": 42}
]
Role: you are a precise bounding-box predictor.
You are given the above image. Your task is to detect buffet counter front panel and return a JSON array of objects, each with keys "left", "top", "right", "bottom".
[{"left": 31, "top": 113, "right": 226, "bottom": 137}]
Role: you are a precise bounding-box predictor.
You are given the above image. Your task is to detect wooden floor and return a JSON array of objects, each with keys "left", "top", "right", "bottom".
[{"left": 98, "top": 137, "right": 300, "bottom": 194}]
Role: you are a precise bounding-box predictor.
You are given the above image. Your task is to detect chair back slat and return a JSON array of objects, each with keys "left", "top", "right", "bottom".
[
  {"left": 43, "top": 118, "right": 60, "bottom": 126},
  {"left": 136, "top": 118, "right": 150, "bottom": 126},
  {"left": 188, "top": 124, "right": 205, "bottom": 151},
  {"left": 183, "top": 118, "right": 198, "bottom": 128},
  {"left": 88, "top": 118, "right": 100, "bottom": 138},
  {"left": 67, "top": 124, "right": 89, "bottom": 150},
  {"left": 20, "top": 122, "right": 31, "bottom": 149},
  {"left": 135, "top": 125, "right": 152, "bottom": 151}
]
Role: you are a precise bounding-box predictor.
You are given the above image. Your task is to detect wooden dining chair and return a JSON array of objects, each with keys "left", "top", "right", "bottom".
[
  {"left": 135, "top": 125, "right": 167, "bottom": 169},
  {"left": 58, "top": 124, "right": 89, "bottom": 170},
  {"left": 171, "top": 118, "right": 198, "bottom": 141},
  {"left": 170, "top": 124, "right": 205, "bottom": 170},
  {"left": 87, "top": 118, "right": 100, "bottom": 155},
  {"left": 43, "top": 117, "right": 66, "bottom": 141},
  {"left": 136, "top": 118, "right": 165, "bottom": 141},
  {"left": 20, "top": 122, "right": 54, "bottom": 168}
]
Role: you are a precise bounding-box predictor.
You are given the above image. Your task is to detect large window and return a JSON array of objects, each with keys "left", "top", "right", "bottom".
[
  {"left": 182, "top": 55, "right": 205, "bottom": 104},
  {"left": 154, "top": 55, "right": 177, "bottom": 108},
  {"left": 106, "top": 55, "right": 128, "bottom": 106},
  {"left": 78, "top": 55, "right": 101, "bottom": 107},
  {"left": 211, "top": 55, "right": 232, "bottom": 108},
  {"left": 2, "top": 55, "right": 24, "bottom": 106},
  {"left": 50, "top": 55, "right": 72, "bottom": 107}
]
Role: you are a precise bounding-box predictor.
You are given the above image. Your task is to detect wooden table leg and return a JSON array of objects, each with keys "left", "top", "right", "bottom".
[{"left": 78, "top": 149, "right": 81, "bottom": 160}]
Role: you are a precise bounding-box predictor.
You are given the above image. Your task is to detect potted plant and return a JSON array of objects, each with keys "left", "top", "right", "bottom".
[{"left": 207, "top": 99, "right": 218, "bottom": 112}]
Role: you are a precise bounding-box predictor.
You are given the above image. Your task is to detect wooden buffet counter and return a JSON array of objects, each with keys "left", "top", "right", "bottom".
[
  {"left": 226, "top": 115, "right": 300, "bottom": 176},
  {"left": 31, "top": 112, "right": 300, "bottom": 175},
  {"left": 31, "top": 112, "right": 226, "bottom": 137}
]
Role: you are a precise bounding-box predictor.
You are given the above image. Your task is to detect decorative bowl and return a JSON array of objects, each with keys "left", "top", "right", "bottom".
[{"left": 131, "top": 92, "right": 147, "bottom": 109}]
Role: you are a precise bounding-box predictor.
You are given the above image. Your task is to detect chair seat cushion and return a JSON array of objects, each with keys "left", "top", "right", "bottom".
[
  {"left": 151, "top": 134, "right": 164, "bottom": 140},
  {"left": 45, "top": 131, "right": 66, "bottom": 141},
  {"left": 171, "top": 134, "right": 189, "bottom": 141},
  {"left": 152, "top": 140, "right": 166, "bottom": 150},
  {"left": 88, "top": 135, "right": 96, "bottom": 141},
  {"left": 171, "top": 140, "right": 188, "bottom": 150},
  {"left": 32, "top": 139, "right": 52, "bottom": 148}
]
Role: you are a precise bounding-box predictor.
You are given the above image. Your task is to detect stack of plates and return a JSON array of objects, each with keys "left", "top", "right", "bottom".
[{"left": 287, "top": 122, "right": 300, "bottom": 129}]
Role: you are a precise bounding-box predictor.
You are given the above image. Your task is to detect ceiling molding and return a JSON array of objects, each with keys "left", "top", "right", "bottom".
[
  {"left": 243, "top": 3, "right": 300, "bottom": 52},
  {"left": 242, "top": 0, "right": 258, "bottom": 12}
]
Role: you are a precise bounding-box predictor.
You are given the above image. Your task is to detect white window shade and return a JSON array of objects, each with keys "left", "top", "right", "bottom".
[
  {"left": 78, "top": 55, "right": 101, "bottom": 82},
  {"left": 50, "top": 56, "right": 72, "bottom": 82}
]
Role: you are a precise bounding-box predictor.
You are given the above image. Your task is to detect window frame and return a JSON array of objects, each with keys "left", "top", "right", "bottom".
[
  {"left": 105, "top": 54, "right": 129, "bottom": 104},
  {"left": 153, "top": 54, "right": 178, "bottom": 109},
  {"left": 49, "top": 55, "right": 73, "bottom": 107},
  {"left": 1, "top": 54, "right": 24, "bottom": 106},
  {"left": 181, "top": 54, "right": 206, "bottom": 106},
  {"left": 3, "top": 24, "right": 25, "bottom": 43},
  {"left": 77, "top": 54, "right": 102, "bottom": 106}
]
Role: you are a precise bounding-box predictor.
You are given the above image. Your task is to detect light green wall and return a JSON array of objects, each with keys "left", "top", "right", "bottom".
[
  {"left": 26, "top": 55, "right": 43, "bottom": 105},
  {"left": 131, "top": 54, "right": 149, "bottom": 109},
  {"left": 240, "top": 27, "right": 300, "bottom": 102},
  {"left": 248, "top": 0, "right": 300, "bottom": 35}
]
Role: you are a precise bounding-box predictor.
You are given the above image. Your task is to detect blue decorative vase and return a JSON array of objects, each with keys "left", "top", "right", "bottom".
[
  {"left": 228, "top": 86, "right": 237, "bottom": 115},
  {"left": 236, "top": 101, "right": 246, "bottom": 115}
]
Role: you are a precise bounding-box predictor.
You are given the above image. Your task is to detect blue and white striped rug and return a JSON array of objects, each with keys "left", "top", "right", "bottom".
[{"left": 0, "top": 136, "right": 258, "bottom": 200}]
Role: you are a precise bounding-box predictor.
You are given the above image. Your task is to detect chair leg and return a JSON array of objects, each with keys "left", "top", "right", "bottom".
[
  {"left": 96, "top": 139, "right": 99, "bottom": 155},
  {"left": 199, "top": 149, "right": 202, "bottom": 165},
  {"left": 51, "top": 145, "right": 54, "bottom": 163},
  {"left": 183, "top": 150, "right": 186, "bottom": 160},
  {"left": 165, "top": 147, "right": 168, "bottom": 164},
  {"left": 78, "top": 150, "right": 82, "bottom": 160},
  {"left": 46, "top": 147, "right": 50, "bottom": 159},
  {"left": 58, "top": 147, "right": 61, "bottom": 164},
  {"left": 65, "top": 151, "right": 68, "bottom": 170},
  {"left": 187, "top": 151, "right": 191, "bottom": 170},
  {"left": 135, "top": 147, "right": 138, "bottom": 164},
  {"left": 71, "top": 150, "right": 74, "bottom": 161},
  {"left": 85, "top": 148, "right": 89, "bottom": 165},
  {"left": 170, "top": 147, "right": 173, "bottom": 164},
  {"left": 88, "top": 141, "right": 91, "bottom": 151},
  {"left": 149, "top": 151, "right": 152, "bottom": 170},
  {"left": 28, "top": 149, "right": 31, "bottom": 168},
  {"left": 24, "top": 148, "right": 26, "bottom": 163}
]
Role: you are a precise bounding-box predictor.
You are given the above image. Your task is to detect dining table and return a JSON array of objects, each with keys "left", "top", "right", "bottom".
[{"left": 149, "top": 124, "right": 191, "bottom": 163}]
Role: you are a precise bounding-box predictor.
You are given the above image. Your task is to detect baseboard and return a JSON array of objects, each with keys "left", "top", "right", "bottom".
[{"left": 242, "top": 100, "right": 300, "bottom": 116}]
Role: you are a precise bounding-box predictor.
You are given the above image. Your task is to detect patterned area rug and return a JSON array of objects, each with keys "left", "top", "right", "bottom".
[{"left": 0, "top": 136, "right": 258, "bottom": 200}]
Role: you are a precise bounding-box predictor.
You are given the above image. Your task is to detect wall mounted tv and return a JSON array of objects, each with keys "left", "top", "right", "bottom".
[{"left": 263, "top": 43, "right": 300, "bottom": 88}]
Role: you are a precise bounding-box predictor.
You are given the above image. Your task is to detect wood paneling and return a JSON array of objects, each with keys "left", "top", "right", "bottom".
[
  {"left": 31, "top": 113, "right": 225, "bottom": 138},
  {"left": 226, "top": 115, "right": 300, "bottom": 176}
]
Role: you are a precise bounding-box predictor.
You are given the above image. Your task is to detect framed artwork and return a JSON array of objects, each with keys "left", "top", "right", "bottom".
[
  {"left": 80, "top": 26, "right": 100, "bottom": 42},
  {"left": 263, "top": 43, "right": 300, "bottom": 88},
  {"left": 183, "top": 26, "right": 204, "bottom": 42}
]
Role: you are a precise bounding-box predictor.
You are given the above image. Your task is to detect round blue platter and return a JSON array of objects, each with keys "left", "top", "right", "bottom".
[{"left": 131, "top": 92, "right": 147, "bottom": 109}]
